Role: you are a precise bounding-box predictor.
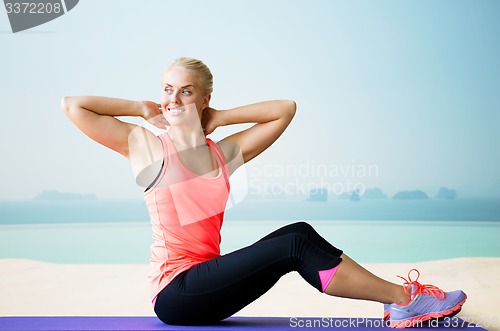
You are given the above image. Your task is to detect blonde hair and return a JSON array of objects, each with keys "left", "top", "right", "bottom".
[{"left": 164, "top": 57, "right": 213, "bottom": 96}]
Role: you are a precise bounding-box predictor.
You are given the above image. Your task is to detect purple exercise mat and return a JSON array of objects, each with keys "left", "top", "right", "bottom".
[{"left": 0, "top": 316, "right": 487, "bottom": 331}]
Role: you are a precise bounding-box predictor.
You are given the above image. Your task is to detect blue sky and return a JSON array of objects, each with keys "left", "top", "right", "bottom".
[{"left": 0, "top": 0, "right": 499, "bottom": 200}]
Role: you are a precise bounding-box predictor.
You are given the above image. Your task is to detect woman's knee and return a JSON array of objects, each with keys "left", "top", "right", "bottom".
[{"left": 288, "top": 221, "right": 315, "bottom": 235}]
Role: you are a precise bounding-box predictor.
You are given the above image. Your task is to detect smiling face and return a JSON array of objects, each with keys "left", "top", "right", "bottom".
[{"left": 160, "top": 66, "right": 211, "bottom": 127}]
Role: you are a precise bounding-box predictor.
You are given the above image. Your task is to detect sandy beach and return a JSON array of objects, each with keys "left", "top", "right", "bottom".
[{"left": 1, "top": 258, "right": 498, "bottom": 330}]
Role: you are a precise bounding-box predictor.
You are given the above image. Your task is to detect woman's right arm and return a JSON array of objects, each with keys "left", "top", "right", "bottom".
[{"left": 61, "top": 96, "right": 167, "bottom": 159}]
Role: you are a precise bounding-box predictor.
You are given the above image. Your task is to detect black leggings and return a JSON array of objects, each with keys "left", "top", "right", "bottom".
[{"left": 154, "top": 221, "right": 343, "bottom": 326}]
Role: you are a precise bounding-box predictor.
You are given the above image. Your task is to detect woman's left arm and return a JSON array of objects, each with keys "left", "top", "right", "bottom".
[{"left": 204, "top": 100, "right": 296, "bottom": 164}]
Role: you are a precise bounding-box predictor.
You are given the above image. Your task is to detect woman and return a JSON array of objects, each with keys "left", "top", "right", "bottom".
[{"left": 61, "top": 57, "right": 466, "bottom": 328}]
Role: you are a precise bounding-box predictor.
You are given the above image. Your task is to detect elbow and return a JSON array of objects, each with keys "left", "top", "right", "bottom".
[
  {"left": 60, "top": 96, "right": 71, "bottom": 114},
  {"left": 61, "top": 96, "right": 79, "bottom": 115},
  {"left": 285, "top": 99, "right": 296, "bottom": 119}
]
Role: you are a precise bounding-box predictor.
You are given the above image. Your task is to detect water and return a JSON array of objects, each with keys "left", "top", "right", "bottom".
[
  {"left": 0, "top": 200, "right": 150, "bottom": 224},
  {"left": 0, "top": 220, "right": 499, "bottom": 264},
  {"left": 1, "top": 198, "right": 499, "bottom": 225},
  {"left": 1, "top": 198, "right": 499, "bottom": 264}
]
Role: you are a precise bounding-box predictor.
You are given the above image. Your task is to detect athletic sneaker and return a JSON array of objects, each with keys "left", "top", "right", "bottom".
[
  {"left": 387, "top": 269, "right": 467, "bottom": 328},
  {"left": 384, "top": 303, "right": 390, "bottom": 321},
  {"left": 383, "top": 300, "right": 461, "bottom": 322}
]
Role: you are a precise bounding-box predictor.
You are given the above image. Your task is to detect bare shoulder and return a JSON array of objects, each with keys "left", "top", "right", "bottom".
[
  {"left": 128, "top": 127, "right": 164, "bottom": 159},
  {"left": 128, "top": 127, "right": 165, "bottom": 188},
  {"left": 216, "top": 139, "right": 244, "bottom": 176}
]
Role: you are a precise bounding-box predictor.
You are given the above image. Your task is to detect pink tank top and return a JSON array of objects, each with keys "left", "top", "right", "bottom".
[{"left": 143, "top": 132, "right": 230, "bottom": 303}]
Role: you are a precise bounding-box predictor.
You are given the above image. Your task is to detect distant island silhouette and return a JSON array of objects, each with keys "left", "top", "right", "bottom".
[
  {"left": 247, "top": 185, "right": 465, "bottom": 201},
  {"left": 33, "top": 190, "right": 97, "bottom": 201},
  {"left": 335, "top": 187, "right": 386, "bottom": 201},
  {"left": 436, "top": 187, "right": 457, "bottom": 199},
  {"left": 308, "top": 188, "right": 328, "bottom": 201},
  {"left": 350, "top": 189, "right": 361, "bottom": 202},
  {"left": 392, "top": 190, "right": 429, "bottom": 200},
  {"left": 363, "top": 188, "right": 387, "bottom": 199}
]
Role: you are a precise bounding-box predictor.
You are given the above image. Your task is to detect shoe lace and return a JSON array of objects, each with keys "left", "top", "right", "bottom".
[{"left": 397, "top": 269, "right": 446, "bottom": 301}]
